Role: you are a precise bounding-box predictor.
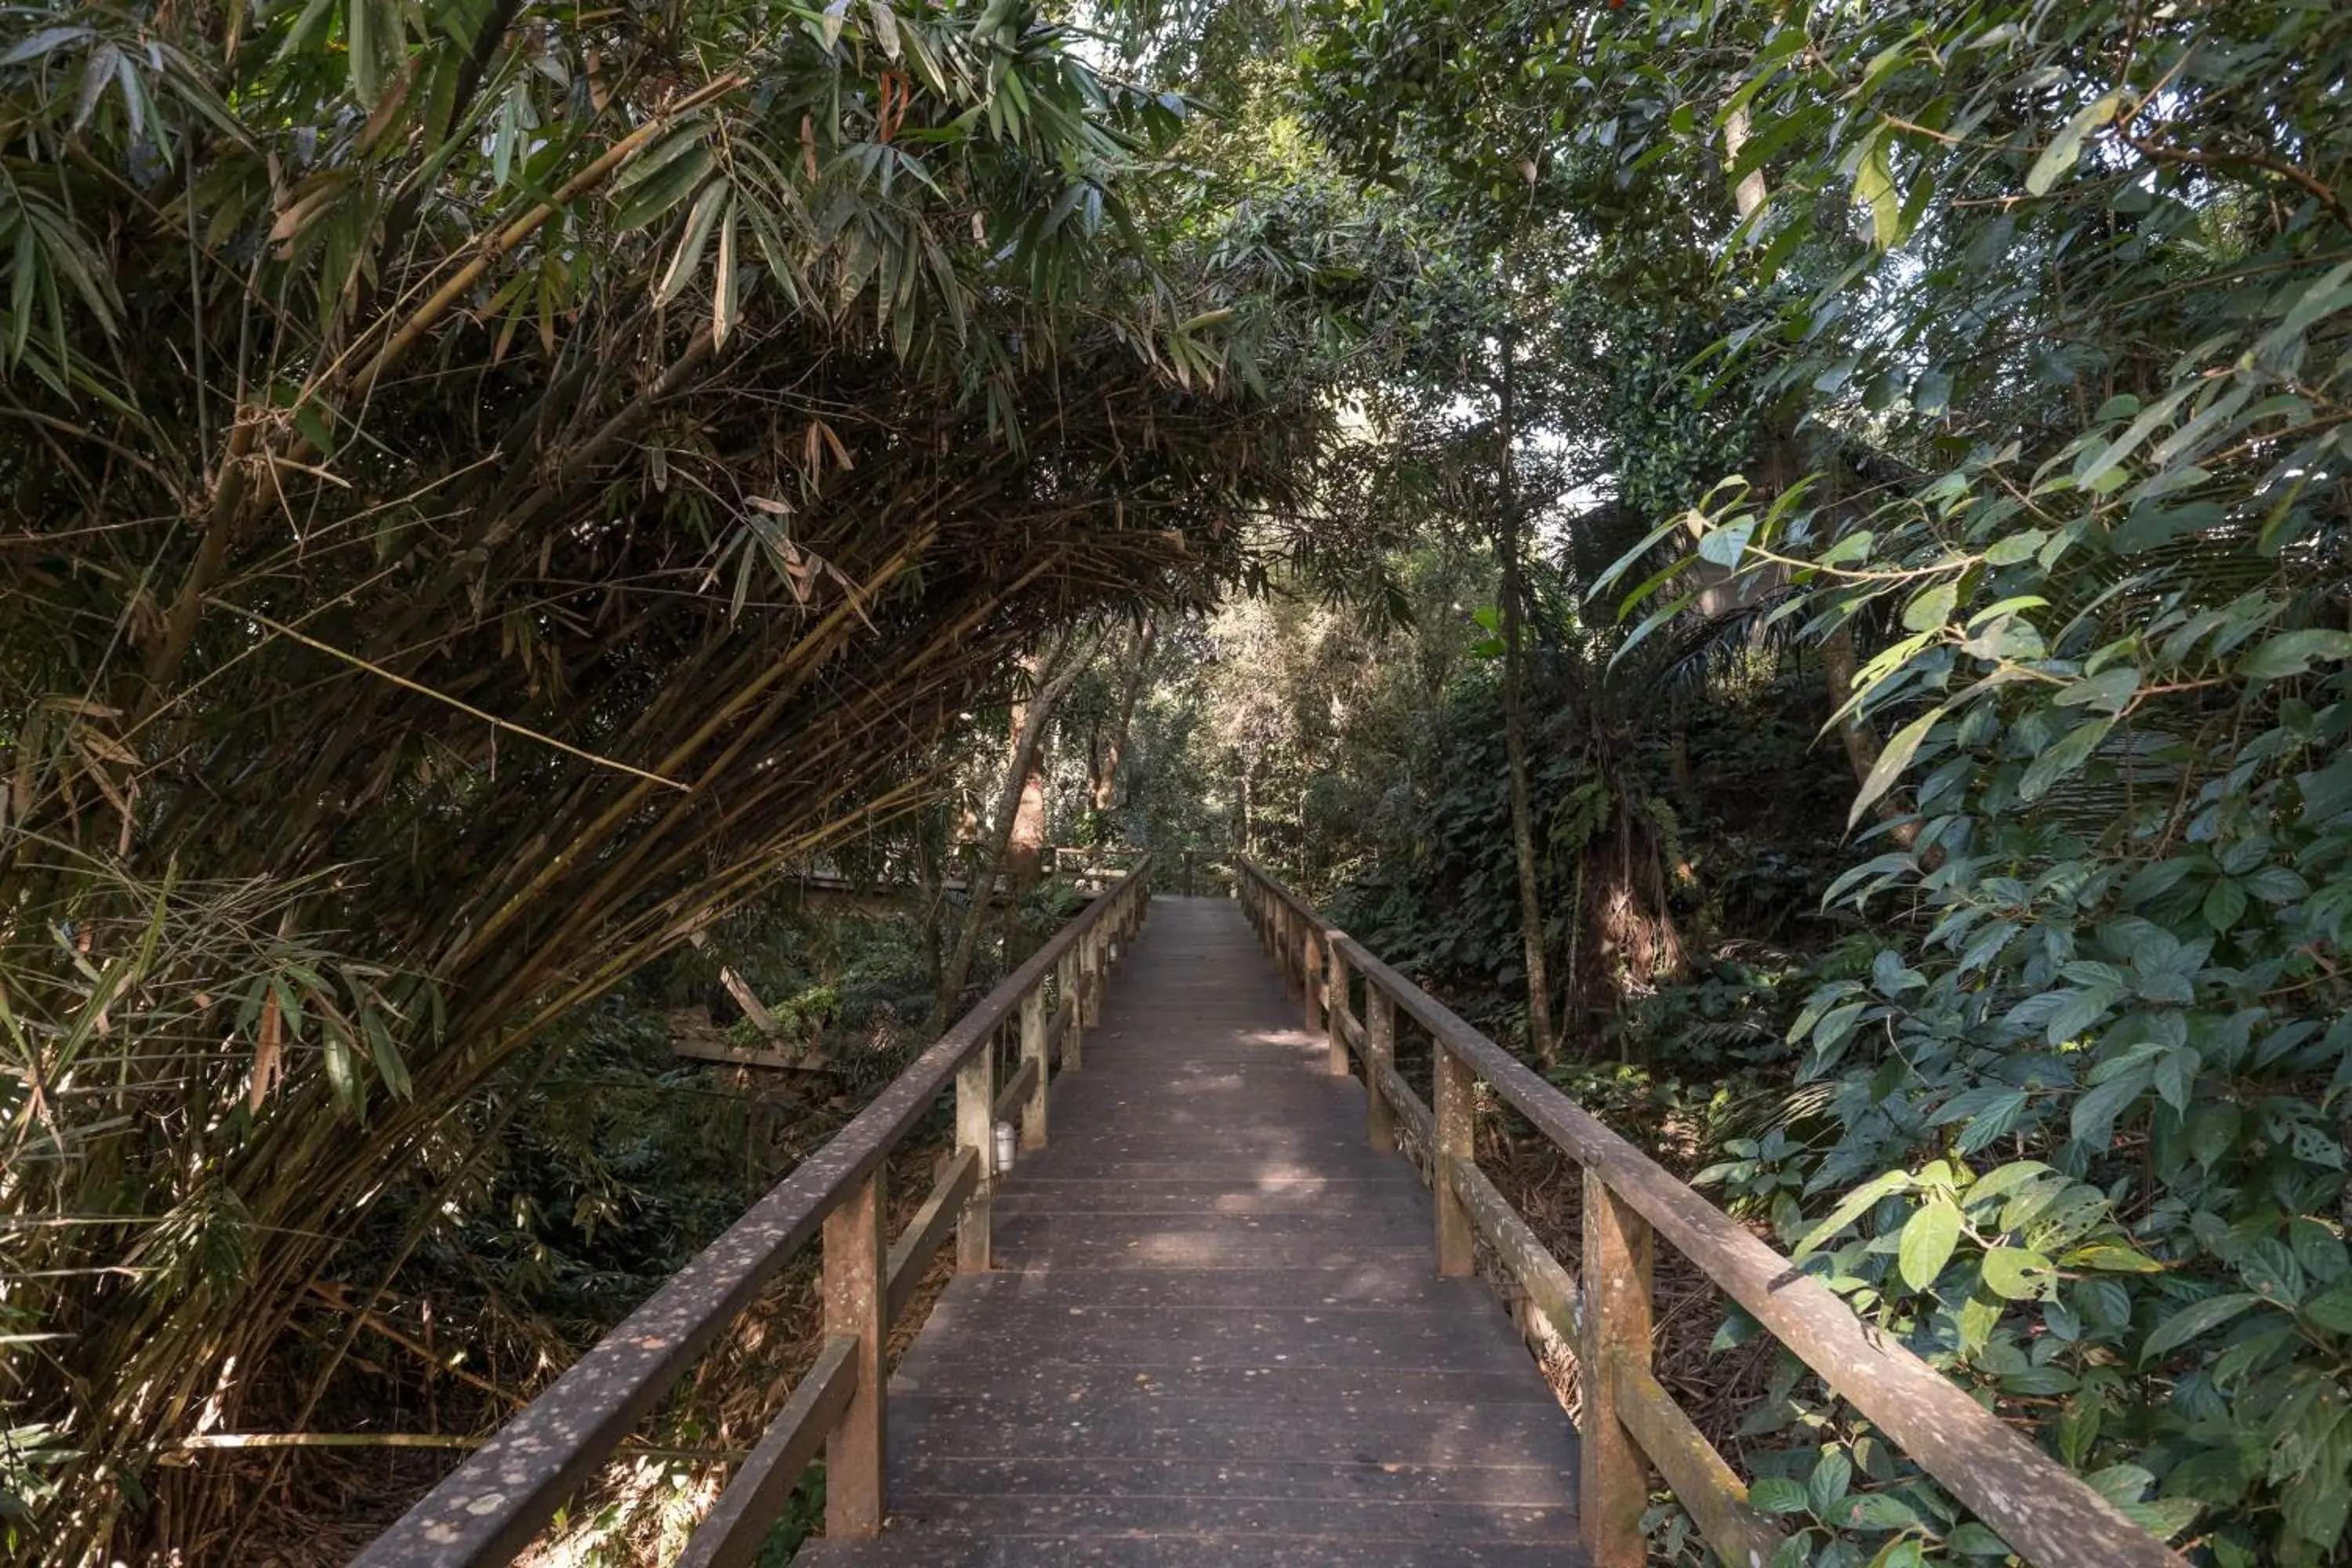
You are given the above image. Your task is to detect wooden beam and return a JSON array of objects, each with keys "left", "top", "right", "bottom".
[
  {"left": 673, "top": 1336, "right": 858, "bottom": 1568},
  {"left": 1611, "top": 1349, "right": 1782, "bottom": 1568},
  {"left": 670, "top": 1038, "right": 826, "bottom": 1073},
  {"left": 1374, "top": 1059, "right": 1432, "bottom": 1156},
  {"left": 1446, "top": 1156, "right": 1577, "bottom": 1340},
  {"left": 885, "top": 1148, "right": 982, "bottom": 1327},
  {"left": 822, "top": 1167, "right": 887, "bottom": 1537},
  {"left": 992, "top": 1056, "right": 1040, "bottom": 1127},
  {"left": 1325, "top": 939, "right": 1352, "bottom": 1076},
  {"left": 1581, "top": 1167, "right": 1653, "bottom": 1568}
]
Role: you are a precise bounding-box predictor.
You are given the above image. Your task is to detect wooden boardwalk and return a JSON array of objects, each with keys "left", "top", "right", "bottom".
[{"left": 803, "top": 895, "right": 1583, "bottom": 1566}]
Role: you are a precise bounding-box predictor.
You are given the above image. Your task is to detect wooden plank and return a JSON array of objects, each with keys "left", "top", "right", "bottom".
[
  {"left": 1611, "top": 1349, "right": 1781, "bottom": 1568},
  {"left": 1048, "top": 996, "right": 1076, "bottom": 1067},
  {"left": 824, "top": 1166, "right": 888, "bottom": 1537},
  {"left": 885, "top": 1148, "right": 982, "bottom": 1327},
  {"left": 993, "top": 1056, "right": 1040, "bottom": 1127},
  {"left": 1581, "top": 1168, "right": 1653, "bottom": 1568},
  {"left": 716, "top": 965, "right": 779, "bottom": 1033},
  {"left": 670, "top": 1037, "right": 826, "bottom": 1073},
  {"left": 1433, "top": 1051, "right": 1475, "bottom": 1278},
  {"left": 804, "top": 1535, "right": 1577, "bottom": 1566},
  {"left": 1446, "top": 1156, "right": 1577, "bottom": 1339},
  {"left": 673, "top": 1335, "right": 858, "bottom": 1568},
  {"left": 1311, "top": 921, "right": 2186, "bottom": 1568}
]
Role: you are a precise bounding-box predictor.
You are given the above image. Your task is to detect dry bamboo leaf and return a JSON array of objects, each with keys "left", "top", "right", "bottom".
[{"left": 250, "top": 990, "right": 281, "bottom": 1113}]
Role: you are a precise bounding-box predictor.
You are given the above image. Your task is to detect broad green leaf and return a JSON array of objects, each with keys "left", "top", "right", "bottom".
[
  {"left": 2239, "top": 630, "right": 2352, "bottom": 681},
  {"left": 1697, "top": 517, "right": 1758, "bottom": 568},
  {"left": 1947, "top": 1523, "right": 2012, "bottom": 1557},
  {"left": 2054, "top": 666, "right": 2139, "bottom": 713},
  {"left": 1848, "top": 705, "right": 1944, "bottom": 830},
  {"left": 2141, "top": 1293, "right": 2263, "bottom": 1360},
  {"left": 1980, "top": 1246, "right": 2055, "bottom": 1301},
  {"left": 1795, "top": 1168, "right": 1914, "bottom": 1258},
  {"left": 1837, "top": 1491, "right": 1922, "bottom": 1531},
  {"left": 1899, "top": 1196, "right": 1962, "bottom": 1292},
  {"left": 2302, "top": 1288, "right": 2352, "bottom": 1334},
  {"left": 2018, "top": 718, "right": 2110, "bottom": 802},
  {"left": 1808, "top": 1448, "right": 1853, "bottom": 1515},
  {"left": 1900, "top": 581, "right": 1957, "bottom": 633}
]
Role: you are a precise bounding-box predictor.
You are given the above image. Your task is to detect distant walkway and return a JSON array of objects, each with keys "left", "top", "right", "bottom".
[{"left": 802, "top": 895, "right": 1583, "bottom": 1566}]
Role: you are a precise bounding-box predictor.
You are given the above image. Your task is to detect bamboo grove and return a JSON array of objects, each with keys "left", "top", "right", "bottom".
[{"left": 0, "top": 0, "right": 1365, "bottom": 1555}]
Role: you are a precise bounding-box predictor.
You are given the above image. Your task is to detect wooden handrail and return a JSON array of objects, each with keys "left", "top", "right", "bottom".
[
  {"left": 1234, "top": 858, "right": 2183, "bottom": 1568},
  {"left": 354, "top": 860, "right": 1153, "bottom": 1568}
]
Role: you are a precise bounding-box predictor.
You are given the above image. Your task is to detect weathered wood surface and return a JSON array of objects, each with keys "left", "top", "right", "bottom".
[{"left": 800, "top": 896, "right": 1583, "bottom": 1566}]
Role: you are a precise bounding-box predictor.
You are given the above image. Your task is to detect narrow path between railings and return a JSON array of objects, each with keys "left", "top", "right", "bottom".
[{"left": 800, "top": 894, "right": 1584, "bottom": 1566}]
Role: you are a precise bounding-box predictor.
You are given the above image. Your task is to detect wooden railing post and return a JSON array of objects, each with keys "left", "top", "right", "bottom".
[
  {"left": 1018, "top": 984, "right": 1048, "bottom": 1151},
  {"left": 1581, "top": 1169, "right": 1655, "bottom": 1568},
  {"left": 1433, "top": 1044, "right": 1474, "bottom": 1277},
  {"left": 822, "top": 1166, "right": 887, "bottom": 1537},
  {"left": 1058, "top": 948, "right": 1083, "bottom": 1071},
  {"left": 956, "top": 1026, "right": 995, "bottom": 1272},
  {"left": 1080, "top": 930, "right": 1103, "bottom": 1028},
  {"left": 1301, "top": 924, "right": 1323, "bottom": 1037},
  {"left": 1365, "top": 985, "right": 1396, "bottom": 1154},
  {"left": 1324, "top": 935, "right": 1349, "bottom": 1076}
]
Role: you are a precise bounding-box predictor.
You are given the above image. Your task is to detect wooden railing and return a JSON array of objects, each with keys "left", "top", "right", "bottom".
[
  {"left": 354, "top": 862, "right": 1153, "bottom": 1568},
  {"left": 1236, "top": 859, "right": 2183, "bottom": 1568}
]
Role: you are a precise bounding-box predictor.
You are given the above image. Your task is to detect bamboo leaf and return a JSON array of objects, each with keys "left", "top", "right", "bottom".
[
  {"left": 654, "top": 177, "right": 730, "bottom": 306},
  {"left": 712, "top": 199, "right": 739, "bottom": 347},
  {"left": 2024, "top": 90, "right": 2121, "bottom": 197}
]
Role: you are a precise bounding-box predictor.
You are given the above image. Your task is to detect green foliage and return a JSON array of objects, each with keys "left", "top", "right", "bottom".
[
  {"left": 1565, "top": 2, "right": 2352, "bottom": 1562},
  {"left": 1284, "top": 0, "right": 2352, "bottom": 1558}
]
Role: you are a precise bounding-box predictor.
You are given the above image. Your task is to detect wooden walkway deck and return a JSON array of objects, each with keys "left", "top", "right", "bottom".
[{"left": 802, "top": 895, "right": 1583, "bottom": 1566}]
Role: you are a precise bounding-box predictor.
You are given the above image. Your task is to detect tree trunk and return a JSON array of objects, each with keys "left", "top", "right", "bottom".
[
  {"left": 1005, "top": 651, "right": 1051, "bottom": 888},
  {"left": 1496, "top": 326, "right": 1559, "bottom": 1066},
  {"left": 1007, "top": 749, "right": 1050, "bottom": 887},
  {"left": 929, "top": 633, "right": 1102, "bottom": 1031},
  {"left": 1092, "top": 620, "right": 1156, "bottom": 813}
]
